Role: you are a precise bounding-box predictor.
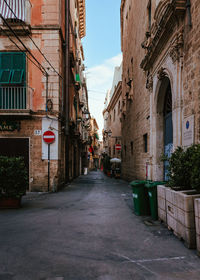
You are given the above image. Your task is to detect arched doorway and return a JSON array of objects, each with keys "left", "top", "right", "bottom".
[
  {"left": 163, "top": 83, "right": 173, "bottom": 180},
  {"left": 155, "top": 76, "right": 173, "bottom": 180}
]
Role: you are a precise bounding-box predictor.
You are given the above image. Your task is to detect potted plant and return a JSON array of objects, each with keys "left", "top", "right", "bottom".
[
  {"left": 158, "top": 145, "right": 200, "bottom": 248},
  {"left": 0, "top": 156, "right": 28, "bottom": 208}
]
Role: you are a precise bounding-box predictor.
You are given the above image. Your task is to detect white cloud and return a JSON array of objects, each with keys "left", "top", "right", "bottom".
[{"left": 86, "top": 53, "right": 122, "bottom": 139}]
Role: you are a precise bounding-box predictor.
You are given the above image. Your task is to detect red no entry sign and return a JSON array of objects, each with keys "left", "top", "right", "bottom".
[
  {"left": 115, "top": 144, "right": 121, "bottom": 151},
  {"left": 43, "top": 130, "right": 55, "bottom": 144}
]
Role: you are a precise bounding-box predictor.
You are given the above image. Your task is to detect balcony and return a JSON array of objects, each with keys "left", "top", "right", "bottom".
[
  {"left": 0, "top": 0, "right": 32, "bottom": 35},
  {"left": 0, "top": 86, "right": 33, "bottom": 116}
]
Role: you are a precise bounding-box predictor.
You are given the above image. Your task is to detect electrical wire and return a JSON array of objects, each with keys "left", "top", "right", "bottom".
[
  {"left": 2, "top": 0, "right": 63, "bottom": 79},
  {"left": 0, "top": 26, "right": 47, "bottom": 75},
  {"left": 0, "top": 14, "right": 48, "bottom": 76}
]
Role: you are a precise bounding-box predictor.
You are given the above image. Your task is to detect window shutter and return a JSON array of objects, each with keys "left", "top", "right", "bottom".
[
  {"left": 13, "top": 53, "right": 26, "bottom": 70},
  {"left": 0, "top": 52, "right": 26, "bottom": 84},
  {"left": 1, "top": 53, "right": 12, "bottom": 69},
  {"left": 0, "top": 70, "right": 12, "bottom": 83},
  {"left": 11, "top": 70, "right": 24, "bottom": 83}
]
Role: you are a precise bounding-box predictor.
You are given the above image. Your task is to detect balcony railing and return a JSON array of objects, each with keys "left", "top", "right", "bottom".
[{"left": 0, "top": 86, "right": 33, "bottom": 112}]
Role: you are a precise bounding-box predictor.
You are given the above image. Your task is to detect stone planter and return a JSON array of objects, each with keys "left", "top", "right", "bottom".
[
  {"left": 0, "top": 197, "right": 21, "bottom": 209},
  {"left": 157, "top": 185, "right": 167, "bottom": 223},
  {"left": 166, "top": 188, "right": 200, "bottom": 248},
  {"left": 194, "top": 198, "right": 200, "bottom": 256}
]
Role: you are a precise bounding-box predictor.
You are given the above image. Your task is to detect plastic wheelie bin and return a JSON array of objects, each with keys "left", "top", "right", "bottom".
[
  {"left": 145, "top": 181, "right": 166, "bottom": 220},
  {"left": 130, "top": 180, "right": 151, "bottom": 216}
]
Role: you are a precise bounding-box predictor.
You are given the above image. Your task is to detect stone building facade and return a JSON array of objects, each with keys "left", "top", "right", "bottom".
[
  {"left": 103, "top": 65, "right": 122, "bottom": 159},
  {"left": 120, "top": 0, "right": 199, "bottom": 181},
  {"left": 0, "top": 0, "right": 89, "bottom": 191},
  {"left": 88, "top": 117, "right": 100, "bottom": 169}
]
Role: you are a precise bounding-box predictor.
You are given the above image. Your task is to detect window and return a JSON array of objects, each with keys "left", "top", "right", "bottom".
[
  {"left": 0, "top": 52, "right": 26, "bottom": 109},
  {"left": 113, "top": 109, "right": 116, "bottom": 121},
  {"left": 143, "top": 134, "right": 148, "bottom": 153},
  {"left": 0, "top": 52, "right": 26, "bottom": 84}
]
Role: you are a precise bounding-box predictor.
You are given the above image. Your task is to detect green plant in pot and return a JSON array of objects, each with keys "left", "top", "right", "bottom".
[
  {"left": 164, "top": 144, "right": 200, "bottom": 192},
  {"left": 0, "top": 156, "right": 28, "bottom": 208},
  {"left": 187, "top": 144, "right": 200, "bottom": 192}
]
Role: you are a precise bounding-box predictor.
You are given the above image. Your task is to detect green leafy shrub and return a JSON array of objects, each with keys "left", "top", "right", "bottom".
[
  {"left": 166, "top": 144, "right": 200, "bottom": 191},
  {"left": 188, "top": 145, "right": 200, "bottom": 191},
  {"left": 0, "top": 156, "right": 28, "bottom": 198}
]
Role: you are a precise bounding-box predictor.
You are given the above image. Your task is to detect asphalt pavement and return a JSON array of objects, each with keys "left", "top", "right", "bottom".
[{"left": 0, "top": 170, "right": 200, "bottom": 280}]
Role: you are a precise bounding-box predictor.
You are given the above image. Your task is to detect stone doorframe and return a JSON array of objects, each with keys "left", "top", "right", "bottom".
[{"left": 150, "top": 62, "right": 182, "bottom": 181}]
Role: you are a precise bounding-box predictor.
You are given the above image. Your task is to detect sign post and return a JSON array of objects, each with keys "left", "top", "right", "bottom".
[{"left": 43, "top": 130, "right": 55, "bottom": 192}]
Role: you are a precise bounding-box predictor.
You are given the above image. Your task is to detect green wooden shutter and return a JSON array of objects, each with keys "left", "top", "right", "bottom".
[
  {"left": 11, "top": 53, "right": 26, "bottom": 84},
  {"left": 0, "top": 53, "right": 26, "bottom": 109},
  {"left": 0, "top": 53, "right": 12, "bottom": 84},
  {"left": 0, "top": 52, "right": 26, "bottom": 84}
]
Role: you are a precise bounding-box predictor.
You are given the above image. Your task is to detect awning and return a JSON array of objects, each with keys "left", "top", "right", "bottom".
[
  {"left": 0, "top": 0, "right": 25, "bottom": 22},
  {"left": 110, "top": 158, "right": 121, "bottom": 163}
]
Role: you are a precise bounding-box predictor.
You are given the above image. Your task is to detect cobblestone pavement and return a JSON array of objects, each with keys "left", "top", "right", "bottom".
[{"left": 0, "top": 170, "right": 200, "bottom": 280}]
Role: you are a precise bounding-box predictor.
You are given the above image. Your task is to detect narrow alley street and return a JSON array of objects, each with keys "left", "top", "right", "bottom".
[{"left": 0, "top": 171, "right": 200, "bottom": 280}]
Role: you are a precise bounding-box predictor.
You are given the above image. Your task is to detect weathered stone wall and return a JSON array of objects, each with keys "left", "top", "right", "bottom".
[
  {"left": 107, "top": 86, "right": 122, "bottom": 159},
  {"left": 183, "top": 0, "right": 200, "bottom": 143},
  {"left": 0, "top": 117, "right": 64, "bottom": 191},
  {"left": 121, "top": 0, "right": 150, "bottom": 181},
  {"left": 121, "top": 0, "right": 200, "bottom": 181}
]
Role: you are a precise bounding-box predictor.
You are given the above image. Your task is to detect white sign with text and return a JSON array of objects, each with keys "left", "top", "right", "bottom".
[{"left": 182, "top": 115, "right": 194, "bottom": 147}]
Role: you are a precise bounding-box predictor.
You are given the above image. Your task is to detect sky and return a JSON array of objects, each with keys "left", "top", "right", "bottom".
[{"left": 82, "top": 0, "right": 122, "bottom": 139}]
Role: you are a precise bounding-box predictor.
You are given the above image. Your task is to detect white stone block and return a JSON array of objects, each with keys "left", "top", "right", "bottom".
[
  {"left": 167, "top": 211, "right": 177, "bottom": 232},
  {"left": 195, "top": 198, "right": 200, "bottom": 218},
  {"left": 157, "top": 185, "right": 166, "bottom": 199},
  {"left": 158, "top": 207, "right": 167, "bottom": 223},
  {"left": 196, "top": 234, "right": 200, "bottom": 256},
  {"left": 195, "top": 216, "right": 200, "bottom": 235},
  {"left": 157, "top": 196, "right": 166, "bottom": 211}
]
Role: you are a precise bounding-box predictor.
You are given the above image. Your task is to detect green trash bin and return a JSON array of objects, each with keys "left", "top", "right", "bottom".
[
  {"left": 145, "top": 181, "right": 166, "bottom": 220},
  {"left": 130, "top": 180, "right": 151, "bottom": 216}
]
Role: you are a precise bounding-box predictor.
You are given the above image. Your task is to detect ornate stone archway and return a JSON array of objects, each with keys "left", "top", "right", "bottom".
[{"left": 151, "top": 68, "right": 175, "bottom": 181}]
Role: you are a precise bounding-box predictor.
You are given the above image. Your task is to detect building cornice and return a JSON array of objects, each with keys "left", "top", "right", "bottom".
[
  {"left": 78, "top": 0, "right": 86, "bottom": 38},
  {"left": 120, "top": 0, "right": 126, "bottom": 51},
  {"left": 140, "top": 0, "right": 186, "bottom": 71}
]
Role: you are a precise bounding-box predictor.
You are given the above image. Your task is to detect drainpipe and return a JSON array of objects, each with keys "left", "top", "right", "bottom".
[
  {"left": 64, "top": 0, "right": 70, "bottom": 182},
  {"left": 186, "top": 0, "right": 192, "bottom": 27},
  {"left": 45, "top": 73, "right": 49, "bottom": 112}
]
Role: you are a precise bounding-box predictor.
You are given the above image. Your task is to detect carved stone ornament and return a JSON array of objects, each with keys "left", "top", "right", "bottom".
[
  {"left": 146, "top": 74, "right": 153, "bottom": 91},
  {"left": 169, "top": 31, "right": 184, "bottom": 63},
  {"left": 140, "top": 0, "right": 186, "bottom": 71},
  {"left": 157, "top": 67, "right": 167, "bottom": 80}
]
